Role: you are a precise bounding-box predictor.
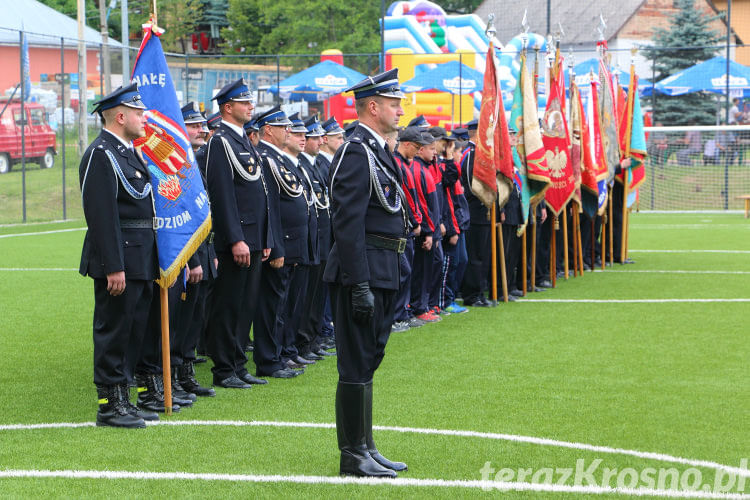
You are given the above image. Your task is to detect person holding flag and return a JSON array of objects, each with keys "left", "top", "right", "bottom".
[{"left": 79, "top": 83, "right": 159, "bottom": 428}]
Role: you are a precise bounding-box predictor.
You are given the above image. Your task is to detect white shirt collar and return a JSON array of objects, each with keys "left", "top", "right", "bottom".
[
  {"left": 283, "top": 151, "right": 299, "bottom": 166},
  {"left": 319, "top": 151, "right": 333, "bottom": 162},
  {"left": 300, "top": 152, "right": 316, "bottom": 165},
  {"left": 102, "top": 128, "right": 133, "bottom": 150},
  {"left": 358, "top": 122, "right": 386, "bottom": 149},
  {"left": 223, "top": 120, "right": 246, "bottom": 140},
  {"left": 260, "top": 139, "right": 285, "bottom": 157}
]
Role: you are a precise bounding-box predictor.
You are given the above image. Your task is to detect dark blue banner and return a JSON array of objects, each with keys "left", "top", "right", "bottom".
[{"left": 132, "top": 23, "right": 211, "bottom": 287}]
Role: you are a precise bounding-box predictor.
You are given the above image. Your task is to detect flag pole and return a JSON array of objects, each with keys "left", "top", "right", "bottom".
[
  {"left": 550, "top": 214, "right": 557, "bottom": 287},
  {"left": 600, "top": 212, "right": 606, "bottom": 271},
  {"left": 521, "top": 229, "right": 527, "bottom": 295},
  {"left": 621, "top": 50, "right": 637, "bottom": 264},
  {"left": 562, "top": 205, "right": 569, "bottom": 279},
  {"left": 490, "top": 203, "right": 498, "bottom": 303},
  {"left": 608, "top": 187, "right": 614, "bottom": 266},
  {"left": 150, "top": 0, "right": 172, "bottom": 416},
  {"left": 530, "top": 208, "right": 537, "bottom": 289},
  {"left": 497, "top": 222, "right": 508, "bottom": 302}
]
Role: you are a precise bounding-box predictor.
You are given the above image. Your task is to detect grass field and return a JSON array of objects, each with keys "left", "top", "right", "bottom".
[{"left": 0, "top": 213, "right": 748, "bottom": 498}]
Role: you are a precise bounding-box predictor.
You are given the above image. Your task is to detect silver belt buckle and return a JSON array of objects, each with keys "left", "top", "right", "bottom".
[
  {"left": 397, "top": 238, "right": 406, "bottom": 253},
  {"left": 152, "top": 217, "right": 159, "bottom": 230}
]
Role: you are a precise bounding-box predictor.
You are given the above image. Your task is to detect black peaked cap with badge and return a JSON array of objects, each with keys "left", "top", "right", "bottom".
[
  {"left": 91, "top": 83, "right": 147, "bottom": 115},
  {"left": 256, "top": 105, "right": 292, "bottom": 128},
  {"left": 182, "top": 102, "right": 205, "bottom": 124},
  {"left": 407, "top": 114, "right": 430, "bottom": 128},
  {"left": 304, "top": 115, "right": 325, "bottom": 137},
  {"left": 321, "top": 117, "right": 344, "bottom": 135},
  {"left": 212, "top": 78, "right": 255, "bottom": 106},
  {"left": 288, "top": 112, "right": 307, "bottom": 133}
]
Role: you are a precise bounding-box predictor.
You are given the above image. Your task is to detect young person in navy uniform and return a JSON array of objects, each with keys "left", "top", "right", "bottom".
[
  {"left": 255, "top": 106, "right": 308, "bottom": 377},
  {"left": 79, "top": 83, "right": 159, "bottom": 428},
  {"left": 460, "top": 120, "right": 495, "bottom": 307},
  {"left": 204, "top": 79, "right": 274, "bottom": 389},
  {"left": 323, "top": 69, "right": 409, "bottom": 478},
  {"left": 296, "top": 115, "right": 335, "bottom": 358}
]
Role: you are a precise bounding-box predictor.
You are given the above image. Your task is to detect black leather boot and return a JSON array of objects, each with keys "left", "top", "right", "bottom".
[
  {"left": 364, "top": 381, "right": 407, "bottom": 471},
  {"left": 96, "top": 385, "right": 146, "bottom": 428},
  {"left": 119, "top": 383, "right": 158, "bottom": 422},
  {"left": 135, "top": 373, "right": 181, "bottom": 413},
  {"left": 178, "top": 363, "right": 216, "bottom": 397},
  {"left": 171, "top": 366, "right": 198, "bottom": 402},
  {"left": 336, "top": 381, "right": 396, "bottom": 478},
  {"left": 158, "top": 373, "right": 193, "bottom": 408}
]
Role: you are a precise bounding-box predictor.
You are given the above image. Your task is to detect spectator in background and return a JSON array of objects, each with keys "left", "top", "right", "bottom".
[{"left": 676, "top": 130, "right": 701, "bottom": 166}]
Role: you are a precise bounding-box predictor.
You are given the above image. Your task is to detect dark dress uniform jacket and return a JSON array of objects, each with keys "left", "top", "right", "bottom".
[
  {"left": 257, "top": 141, "right": 310, "bottom": 265},
  {"left": 188, "top": 147, "right": 218, "bottom": 280},
  {"left": 299, "top": 153, "right": 332, "bottom": 261},
  {"left": 323, "top": 125, "right": 407, "bottom": 291},
  {"left": 205, "top": 123, "right": 274, "bottom": 254},
  {"left": 79, "top": 129, "right": 158, "bottom": 280},
  {"left": 460, "top": 141, "right": 491, "bottom": 226}
]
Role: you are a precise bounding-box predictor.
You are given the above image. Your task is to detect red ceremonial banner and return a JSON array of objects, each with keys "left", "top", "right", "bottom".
[{"left": 542, "top": 58, "right": 575, "bottom": 215}]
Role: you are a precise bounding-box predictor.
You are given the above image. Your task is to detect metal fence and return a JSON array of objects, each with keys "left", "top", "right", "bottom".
[{"left": 2, "top": 23, "right": 750, "bottom": 224}]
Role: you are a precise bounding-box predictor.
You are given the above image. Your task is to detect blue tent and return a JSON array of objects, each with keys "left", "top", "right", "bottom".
[
  {"left": 565, "top": 58, "right": 651, "bottom": 92},
  {"left": 268, "top": 60, "right": 366, "bottom": 102},
  {"left": 654, "top": 56, "right": 750, "bottom": 97},
  {"left": 401, "top": 60, "right": 484, "bottom": 95}
]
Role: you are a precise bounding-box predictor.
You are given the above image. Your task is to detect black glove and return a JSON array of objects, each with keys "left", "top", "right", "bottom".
[{"left": 351, "top": 282, "right": 375, "bottom": 325}]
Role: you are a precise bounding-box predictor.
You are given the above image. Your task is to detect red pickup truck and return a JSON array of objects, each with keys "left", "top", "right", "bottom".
[{"left": 0, "top": 98, "right": 57, "bottom": 174}]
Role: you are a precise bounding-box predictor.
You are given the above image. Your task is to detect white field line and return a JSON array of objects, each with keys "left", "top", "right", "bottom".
[
  {"left": 629, "top": 250, "right": 750, "bottom": 254},
  {"left": 629, "top": 224, "right": 749, "bottom": 229},
  {"left": 604, "top": 270, "right": 750, "bottom": 275},
  {"left": 0, "top": 469, "right": 748, "bottom": 498},
  {"left": 0, "top": 227, "right": 86, "bottom": 239},
  {"left": 519, "top": 299, "right": 750, "bottom": 303},
  {"left": 0, "top": 219, "right": 80, "bottom": 228},
  {"left": 0, "top": 268, "right": 78, "bottom": 272},
  {"left": 1, "top": 420, "right": 747, "bottom": 480}
]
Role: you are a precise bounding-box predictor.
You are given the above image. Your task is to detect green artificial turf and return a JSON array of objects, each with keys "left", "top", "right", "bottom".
[{"left": 0, "top": 213, "right": 748, "bottom": 498}]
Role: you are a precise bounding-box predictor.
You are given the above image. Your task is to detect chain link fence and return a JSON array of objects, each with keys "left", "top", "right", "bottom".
[{"left": 2, "top": 23, "right": 750, "bottom": 224}]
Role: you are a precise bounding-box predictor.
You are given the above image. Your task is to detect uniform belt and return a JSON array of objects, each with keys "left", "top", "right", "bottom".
[
  {"left": 365, "top": 234, "right": 406, "bottom": 254},
  {"left": 120, "top": 218, "right": 157, "bottom": 230}
]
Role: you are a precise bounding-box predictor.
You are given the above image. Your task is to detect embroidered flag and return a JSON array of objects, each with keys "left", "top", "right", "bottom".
[
  {"left": 541, "top": 56, "right": 574, "bottom": 216},
  {"left": 587, "top": 77, "right": 609, "bottom": 216},
  {"left": 131, "top": 21, "right": 211, "bottom": 288},
  {"left": 472, "top": 42, "right": 514, "bottom": 208},
  {"left": 598, "top": 58, "right": 620, "bottom": 184}
]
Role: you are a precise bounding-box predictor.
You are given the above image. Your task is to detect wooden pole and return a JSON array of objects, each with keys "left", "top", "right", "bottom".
[
  {"left": 576, "top": 207, "right": 584, "bottom": 276},
  {"left": 530, "top": 208, "right": 537, "bottom": 290},
  {"left": 490, "top": 203, "right": 498, "bottom": 302},
  {"left": 621, "top": 175, "right": 629, "bottom": 264},
  {"left": 550, "top": 214, "right": 557, "bottom": 287},
  {"left": 498, "top": 224, "right": 508, "bottom": 303},
  {"left": 600, "top": 213, "right": 606, "bottom": 271},
  {"left": 160, "top": 286, "right": 172, "bottom": 416},
  {"left": 562, "top": 205, "right": 569, "bottom": 279},
  {"left": 521, "top": 229, "right": 527, "bottom": 296},
  {"left": 608, "top": 189, "right": 614, "bottom": 266},
  {"left": 571, "top": 204, "right": 579, "bottom": 277},
  {"left": 591, "top": 217, "right": 596, "bottom": 272}
]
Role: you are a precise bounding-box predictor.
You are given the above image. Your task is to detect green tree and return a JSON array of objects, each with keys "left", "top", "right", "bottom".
[
  {"left": 222, "top": 0, "right": 381, "bottom": 70},
  {"left": 436, "top": 0, "right": 483, "bottom": 15},
  {"left": 643, "top": 0, "right": 723, "bottom": 125}
]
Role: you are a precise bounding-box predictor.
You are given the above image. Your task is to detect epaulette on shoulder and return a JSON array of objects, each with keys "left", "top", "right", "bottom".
[{"left": 347, "top": 134, "right": 363, "bottom": 144}]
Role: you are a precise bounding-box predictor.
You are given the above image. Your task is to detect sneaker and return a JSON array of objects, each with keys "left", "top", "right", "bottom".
[
  {"left": 416, "top": 311, "right": 441, "bottom": 323},
  {"left": 445, "top": 302, "right": 468, "bottom": 314},
  {"left": 391, "top": 321, "right": 410, "bottom": 333},
  {"left": 433, "top": 306, "right": 450, "bottom": 316},
  {"left": 407, "top": 316, "right": 426, "bottom": 328}
]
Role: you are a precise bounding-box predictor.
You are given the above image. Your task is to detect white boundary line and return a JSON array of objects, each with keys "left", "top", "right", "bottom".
[
  {"left": 0, "top": 219, "right": 80, "bottom": 228},
  {"left": 519, "top": 299, "right": 750, "bottom": 303},
  {"left": 0, "top": 268, "right": 78, "bottom": 272},
  {"left": 1, "top": 420, "right": 747, "bottom": 479},
  {"left": 0, "top": 469, "right": 747, "bottom": 498},
  {"left": 605, "top": 270, "right": 750, "bottom": 275},
  {"left": 629, "top": 250, "right": 750, "bottom": 254},
  {"left": 0, "top": 228, "right": 86, "bottom": 239}
]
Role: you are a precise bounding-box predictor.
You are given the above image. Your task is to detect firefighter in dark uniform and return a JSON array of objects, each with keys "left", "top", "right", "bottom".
[
  {"left": 204, "top": 79, "right": 274, "bottom": 389},
  {"left": 172, "top": 102, "right": 217, "bottom": 397},
  {"left": 323, "top": 69, "right": 409, "bottom": 477},
  {"left": 79, "top": 83, "right": 159, "bottom": 428},
  {"left": 316, "top": 117, "right": 345, "bottom": 345},
  {"left": 296, "top": 115, "right": 334, "bottom": 358},
  {"left": 255, "top": 106, "right": 308, "bottom": 377}
]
